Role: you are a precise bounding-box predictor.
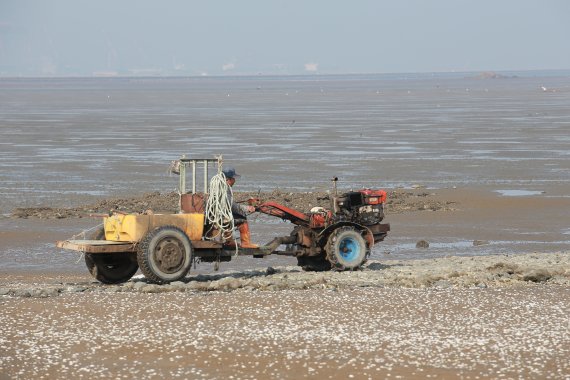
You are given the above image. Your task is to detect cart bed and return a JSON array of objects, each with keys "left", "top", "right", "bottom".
[{"left": 56, "top": 240, "right": 137, "bottom": 253}]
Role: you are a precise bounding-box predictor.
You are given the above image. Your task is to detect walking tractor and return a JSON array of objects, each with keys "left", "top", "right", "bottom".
[{"left": 56, "top": 156, "right": 390, "bottom": 284}]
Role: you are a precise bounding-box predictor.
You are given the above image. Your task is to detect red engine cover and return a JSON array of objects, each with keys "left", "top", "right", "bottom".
[
  {"left": 309, "top": 211, "right": 332, "bottom": 228},
  {"left": 359, "top": 189, "right": 387, "bottom": 205}
]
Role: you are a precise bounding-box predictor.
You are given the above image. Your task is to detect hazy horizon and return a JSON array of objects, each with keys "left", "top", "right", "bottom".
[
  {"left": 1, "top": 0, "right": 569, "bottom": 78},
  {"left": 2, "top": 69, "right": 570, "bottom": 80}
]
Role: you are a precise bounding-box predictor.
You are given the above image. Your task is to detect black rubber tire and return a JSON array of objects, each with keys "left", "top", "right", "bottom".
[
  {"left": 83, "top": 225, "right": 139, "bottom": 284},
  {"left": 326, "top": 227, "right": 369, "bottom": 270},
  {"left": 297, "top": 255, "right": 332, "bottom": 272},
  {"left": 85, "top": 252, "right": 139, "bottom": 284},
  {"left": 137, "top": 225, "right": 193, "bottom": 283}
]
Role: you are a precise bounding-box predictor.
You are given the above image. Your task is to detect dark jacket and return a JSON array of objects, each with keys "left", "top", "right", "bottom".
[{"left": 227, "top": 187, "right": 248, "bottom": 219}]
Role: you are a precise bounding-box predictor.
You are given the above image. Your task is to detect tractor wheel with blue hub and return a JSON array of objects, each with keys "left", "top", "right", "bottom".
[{"left": 326, "top": 227, "right": 369, "bottom": 270}]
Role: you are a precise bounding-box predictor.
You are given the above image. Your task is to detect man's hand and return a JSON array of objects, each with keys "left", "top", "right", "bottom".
[{"left": 245, "top": 205, "right": 256, "bottom": 214}]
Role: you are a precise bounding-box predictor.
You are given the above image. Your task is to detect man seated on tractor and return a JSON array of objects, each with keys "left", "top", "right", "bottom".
[{"left": 223, "top": 168, "right": 259, "bottom": 248}]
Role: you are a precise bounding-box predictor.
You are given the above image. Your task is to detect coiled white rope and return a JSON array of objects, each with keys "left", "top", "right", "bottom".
[{"left": 204, "top": 171, "right": 235, "bottom": 243}]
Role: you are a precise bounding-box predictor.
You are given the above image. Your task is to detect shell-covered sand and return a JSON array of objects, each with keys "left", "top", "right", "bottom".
[{"left": 1, "top": 252, "right": 569, "bottom": 379}]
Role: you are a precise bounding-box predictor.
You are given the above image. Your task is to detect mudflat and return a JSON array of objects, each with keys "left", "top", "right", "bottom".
[{"left": 1, "top": 75, "right": 570, "bottom": 378}]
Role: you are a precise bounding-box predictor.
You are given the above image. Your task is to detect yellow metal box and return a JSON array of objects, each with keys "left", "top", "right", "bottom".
[{"left": 104, "top": 213, "right": 205, "bottom": 242}]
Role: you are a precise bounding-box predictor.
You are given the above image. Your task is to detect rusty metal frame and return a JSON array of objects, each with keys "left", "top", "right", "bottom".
[
  {"left": 177, "top": 155, "right": 222, "bottom": 212},
  {"left": 256, "top": 201, "right": 310, "bottom": 225}
]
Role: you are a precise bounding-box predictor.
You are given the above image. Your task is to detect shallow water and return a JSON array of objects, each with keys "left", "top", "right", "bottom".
[
  {"left": 1, "top": 73, "right": 569, "bottom": 272},
  {"left": 495, "top": 189, "right": 545, "bottom": 196}
]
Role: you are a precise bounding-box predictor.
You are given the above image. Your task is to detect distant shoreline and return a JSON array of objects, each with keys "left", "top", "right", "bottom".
[{"left": 1, "top": 68, "right": 570, "bottom": 81}]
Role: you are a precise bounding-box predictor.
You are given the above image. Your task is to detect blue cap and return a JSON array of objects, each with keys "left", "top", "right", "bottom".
[{"left": 222, "top": 167, "right": 240, "bottom": 179}]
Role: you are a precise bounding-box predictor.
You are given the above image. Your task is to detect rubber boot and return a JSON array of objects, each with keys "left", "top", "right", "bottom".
[{"left": 238, "top": 222, "right": 259, "bottom": 249}]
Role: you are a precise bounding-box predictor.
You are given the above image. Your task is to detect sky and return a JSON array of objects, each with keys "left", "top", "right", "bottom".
[{"left": 1, "top": 0, "right": 569, "bottom": 77}]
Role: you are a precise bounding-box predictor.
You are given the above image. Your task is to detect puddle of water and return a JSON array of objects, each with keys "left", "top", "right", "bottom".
[{"left": 495, "top": 190, "right": 545, "bottom": 196}]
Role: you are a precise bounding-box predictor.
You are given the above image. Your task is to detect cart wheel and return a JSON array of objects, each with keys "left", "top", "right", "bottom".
[
  {"left": 137, "top": 225, "right": 193, "bottom": 283},
  {"left": 326, "top": 227, "right": 369, "bottom": 270},
  {"left": 84, "top": 225, "right": 139, "bottom": 284},
  {"left": 297, "top": 255, "right": 332, "bottom": 272},
  {"left": 85, "top": 252, "right": 139, "bottom": 284}
]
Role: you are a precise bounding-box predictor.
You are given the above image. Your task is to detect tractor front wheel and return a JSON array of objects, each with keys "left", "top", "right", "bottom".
[
  {"left": 326, "top": 227, "right": 369, "bottom": 270},
  {"left": 137, "top": 226, "right": 193, "bottom": 283}
]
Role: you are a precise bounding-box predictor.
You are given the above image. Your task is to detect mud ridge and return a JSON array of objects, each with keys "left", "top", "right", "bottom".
[{"left": 10, "top": 189, "right": 456, "bottom": 219}]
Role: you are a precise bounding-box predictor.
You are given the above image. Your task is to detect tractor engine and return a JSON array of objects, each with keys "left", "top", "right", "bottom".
[{"left": 334, "top": 189, "right": 386, "bottom": 226}]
